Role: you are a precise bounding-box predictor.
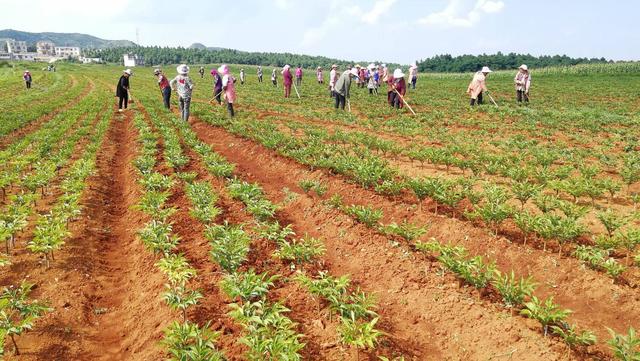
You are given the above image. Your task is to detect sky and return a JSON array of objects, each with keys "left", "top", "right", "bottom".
[{"left": 1, "top": 0, "right": 639, "bottom": 64}]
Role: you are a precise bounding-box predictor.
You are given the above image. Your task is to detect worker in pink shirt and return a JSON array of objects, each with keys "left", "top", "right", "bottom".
[
  {"left": 316, "top": 67, "right": 323, "bottom": 84},
  {"left": 282, "top": 64, "right": 293, "bottom": 98},
  {"left": 467, "top": 66, "right": 492, "bottom": 106},
  {"left": 295, "top": 66, "right": 303, "bottom": 86},
  {"left": 218, "top": 64, "right": 237, "bottom": 117}
]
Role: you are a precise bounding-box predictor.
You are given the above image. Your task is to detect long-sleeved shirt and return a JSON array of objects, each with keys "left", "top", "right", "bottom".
[
  {"left": 157, "top": 74, "right": 169, "bottom": 90},
  {"left": 334, "top": 71, "right": 352, "bottom": 98},
  {"left": 329, "top": 69, "right": 338, "bottom": 89},
  {"left": 514, "top": 71, "right": 531, "bottom": 92},
  {"left": 282, "top": 69, "right": 293, "bottom": 86},
  {"left": 170, "top": 74, "right": 194, "bottom": 99},
  {"left": 222, "top": 75, "right": 236, "bottom": 103},
  {"left": 116, "top": 75, "right": 129, "bottom": 97},
  {"left": 467, "top": 71, "right": 487, "bottom": 99}
]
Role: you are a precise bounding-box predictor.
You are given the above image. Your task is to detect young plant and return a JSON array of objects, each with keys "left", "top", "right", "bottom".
[
  {"left": 273, "top": 235, "right": 326, "bottom": 265},
  {"left": 491, "top": 270, "right": 537, "bottom": 308},
  {"left": 551, "top": 324, "right": 597, "bottom": 349},
  {"left": 345, "top": 204, "right": 383, "bottom": 228},
  {"left": 520, "top": 296, "right": 572, "bottom": 336},
  {"left": 0, "top": 283, "right": 51, "bottom": 356},
  {"left": 220, "top": 269, "right": 279, "bottom": 302},
  {"left": 161, "top": 321, "right": 226, "bottom": 361},
  {"left": 607, "top": 327, "right": 640, "bottom": 361},
  {"left": 205, "top": 222, "right": 251, "bottom": 273},
  {"left": 381, "top": 220, "right": 428, "bottom": 242},
  {"left": 162, "top": 284, "right": 203, "bottom": 322},
  {"left": 339, "top": 316, "right": 383, "bottom": 361}
]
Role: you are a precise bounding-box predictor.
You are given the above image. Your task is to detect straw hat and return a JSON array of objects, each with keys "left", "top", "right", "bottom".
[
  {"left": 519, "top": 64, "right": 528, "bottom": 71},
  {"left": 481, "top": 66, "right": 492, "bottom": 73},
  {"left": 176, "top": 64, "right": 189, "bottom": 74},
  {"left": 393, "top": 69, "right": 405, "bottom": 78}
]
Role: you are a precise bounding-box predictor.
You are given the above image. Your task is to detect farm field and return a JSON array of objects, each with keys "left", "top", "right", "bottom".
[{"left": 0, "top": 62, "right": 639, "bottom": 360}]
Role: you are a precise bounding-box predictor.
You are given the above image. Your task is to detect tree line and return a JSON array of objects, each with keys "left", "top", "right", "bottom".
[
  {"left": 417, "top": 52, "right": 612, "bottom": 73},
  {"left": 83, "top": 46, "right": 402, "bottom": 70}
]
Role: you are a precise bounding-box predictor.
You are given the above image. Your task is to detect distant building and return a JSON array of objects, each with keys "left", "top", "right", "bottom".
[
  {"left": 12, "top": 53, "right": 36, "bottom": 61},
  {"left": 123, "top": 53, "right": 144, "bottom": 67},
  {"left": 79, "top": 56, "right": 102, "bottom": 64},
  {"left": 55, "top": 46, "right": 81, "bottom": 58},
  {"left": 6, "top": 39, "right": 27, "bottom": 53},
  {"left": 37, "top": 41, "right": 55, "bottom": 56}
]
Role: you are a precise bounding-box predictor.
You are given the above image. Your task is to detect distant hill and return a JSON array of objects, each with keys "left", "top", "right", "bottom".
[
  {"left": 189, "top": 42, "right": 223, "bottom": 51},
  {"left": 0, "top": 29, "right": 137, "bottom": 49}
]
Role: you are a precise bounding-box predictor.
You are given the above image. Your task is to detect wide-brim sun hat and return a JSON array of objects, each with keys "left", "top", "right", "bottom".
[
  {"left": 393, "top": 69, "right": 405, "bottom": 78},
  {"left": 331, "top": 64, "right": 337, "bottom": 69},
  {"left": 283, "top": 64, "right": 291, "bottom": 70},
  {"left": 124, "top": 69, "right": 132, "bottom": 75},
  {"left": 177, "top": 64, "right": 189, "bottom": 74},
  {"left": 210, "top": 69, "right": 217, "bottom": 75},
  {"left": 519, "top": 64, "right": 528, "bottom": 71},
  {"left": 349, "top": 68, "right": 359, "bottom": 77},
  {"left": 153, "top": 68, "right": 161, "bottom": 74},
  {"left": 481, "top": 66, "right": 492, "bottom": 73},
  {"left": 218, "top": 64, "right": 229, "bottom": 75}
]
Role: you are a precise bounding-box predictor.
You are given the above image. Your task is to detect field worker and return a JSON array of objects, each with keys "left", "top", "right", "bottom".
[
  {"left": 409, "top": 63, "right": 418, "bottom": 90},
  {"left": 334, "top": 68, "right": 358, "bottom": 110},
  {"left": 240, "top": 69, "right": 245, "bottom": 85},
  {"left": 329, "top": 64, "right": 338, "bottom": 97},
  {"left": 116, "top": 69, "right": 132, "bottom": 112},
  {"left": 316, "top": 67, "right": 323, "bottom": 84},
  {"left": 219, "top": 64, "right": 237, "bottom": 117},
  {"left": 282, "top": 64, "right": 293, "bottom": 98},
  {"left": 23, "top": 70, "right": 32, "bottom": 89},
  {"left": 257, "top": 66, "right": 263, "bottom": 83},
  {"left": 367, "top": 64, "right": 377, "bottom": 95},
  {"left": 154, "top": 69, "right": 171, "bottom": 109},
  {"left": 390, "top": 69, "right": 407, "bottom": 109},
  {"left": 467, "top": 66, "right": 492, "bottom": 106},
  {"left": 295, "top": 66, "right": 303, "bottom": 86},
  {"left": 514, "top": 64, "right": 531, "bottom": 103},
  {"left": 211, "top": 68, "right": 223, "bottom": 105},
  {"left": 271, "top": 68, "right": 278, "bottom": 86},
  {"left": 198, "top": 66, "right": 205, "bottom": 79},
  {"left": 170, "top": 64, "right": 194, "bottom": 121},
  {"left": 359, "top": 66, "right": 366, "bottom": 88}
]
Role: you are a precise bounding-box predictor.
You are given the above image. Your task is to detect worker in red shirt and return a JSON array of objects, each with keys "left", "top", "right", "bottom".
[{"left": 154, "top": 69, "right": 171, "bottom": 109}]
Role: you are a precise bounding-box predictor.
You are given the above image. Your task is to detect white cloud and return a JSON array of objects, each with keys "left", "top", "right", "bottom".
[
  {"left": 418, "top": 0, "right": 505, "bottom": 28},
  {"left": 361, "top": 0, "right": 398, "bottom": 25},
  {"left": 274, "top": 0, "right": 291, "bottom": 10}
]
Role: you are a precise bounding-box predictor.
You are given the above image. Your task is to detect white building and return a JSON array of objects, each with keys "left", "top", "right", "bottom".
[
  {"left": 123, "top": 53, "right": 144, "bottom": 67},
  {"left": 55, "top": 46, "right": 81, "bottom": 58},
  {"left": 12, "top": 53, "right": 36, "bottom": 61},
  {"left": 6, "top": 39, "right": 27, "bottom": 53},
  {"left": 37, "top": 41, "right": 55, "bottom": 56},
  {"left": 79, "top": 56, "right": 102, "bottom": 64}
]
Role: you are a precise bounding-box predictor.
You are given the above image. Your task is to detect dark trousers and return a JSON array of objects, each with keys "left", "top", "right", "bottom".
[
  {"left": 272, "top": 79, "right": 277, "bottom": 86},
  {"left": 258, "top": 76, "right": 263, "bottom": 83},
  {"left": 470, "top": 92, "right": 483, "bottom": 106},
  {"left": 411, "top": 76, "right": 417, "bottom": 89},
  {"left": 390, "top": 92, "right": 402, "bottom": 108},
  {"left": 118, "top": 93, "right": 128, "bottom": 109},
  {"left": 517, "top": 90, "right": 529, "bottom": 103},
  {"left": 227, "top": 103, "right": 235, "bottom": 117},
  {"left": 335, "top": 93, "right": 346, "bottom": 110},
  {"left": 162, "top": 87, "right": 171, "bottom": 109},
  {"left": 214, "top": 91, "right": 222, "bottom": 105},
  {"left": 296, "top": 77, "right": 302, "bottom": 86},
  {"left": 25, "top": 81, "right": 31, "bottom": 89}
]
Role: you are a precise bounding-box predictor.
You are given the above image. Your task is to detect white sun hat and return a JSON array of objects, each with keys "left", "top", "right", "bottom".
[
  {"left": 481, "top": 66, "right": 492, "bottom": 73},
  {"left": 349, "top": 68, "right": 359, "bottom": 77},
  {"left": 393, "top": 69, "right": 405, "bottom": 78},
  {"left": 153, "top": 68, "right": 161, "bottom": 74},
  {"left": 519, "top": 64, "right": 528, "bottom": 71},
  {"left": 177, "top": 64, "right": 189, "bottom": 74},
  {"left": 123, "top": 69, "right": 132, "bottom": 75}
]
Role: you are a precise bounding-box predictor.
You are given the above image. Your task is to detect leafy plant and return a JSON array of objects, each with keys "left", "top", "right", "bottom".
[
  {"left": 205, "top": 221, "right": 251, "bottom": 273},
  {"left": 607, "top": 327, "right": 640, "bottom": 361},
  {"left": 162, "top": 285, "right": 203, "bottom": 322},
  {"left": 0, "top": 282, "right": 51, "bottom": 356},
  {"left": 551, "top": 324, "right": 597, "bottom": 349},
  {"left": 339, "top": 316, "right": 383, "bottom": 361},
  {"left": 381, "top": 220, "right": 428, "bottom": 242},
  {"left": 345, "top": 205, "right": 383, "bottom": 228},
  {"left": 520, "top": 296, "right": 572, "bottom": 336},
  {"left": 220, "top": 269, "right": 279, "bottom": 302},
  {"left": 273, "top": 234, "right": 326, "bottom": 265},
  {"left": 161, "top": 321, "right": 226, "bottom": 361},
  {"left": 491, "top": 270, "right": 537, "bottom": 308}
]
